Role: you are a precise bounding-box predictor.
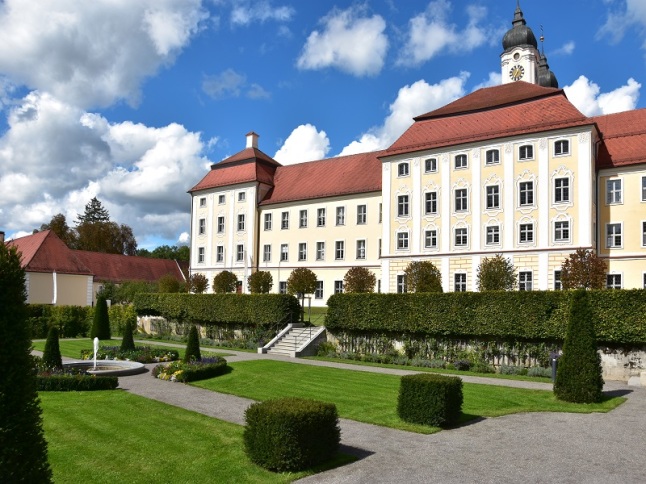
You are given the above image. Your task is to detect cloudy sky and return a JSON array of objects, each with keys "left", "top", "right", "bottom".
[{"left": 1, "top": 0, "right": 644, "bottom": 249}]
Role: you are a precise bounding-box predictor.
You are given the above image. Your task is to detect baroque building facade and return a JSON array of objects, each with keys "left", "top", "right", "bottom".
[{"left": 189, "top": 5, "right": 646, "bottom": 304}]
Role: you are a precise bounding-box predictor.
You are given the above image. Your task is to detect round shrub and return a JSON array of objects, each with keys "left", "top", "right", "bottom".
[
  {"left": 244, "top": 397, "right": 340, "bottom": 472},
  {"left": 397, "top": 373, "right": 463, "bottom": 427}
]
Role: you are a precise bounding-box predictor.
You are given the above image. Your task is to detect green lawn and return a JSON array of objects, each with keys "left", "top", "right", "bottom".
[
  {"left": 193, "top": 360, "right": 625, "bottom": 434},
  {"left": 40, "top": 391, "right": 351, "bottom": 483}
]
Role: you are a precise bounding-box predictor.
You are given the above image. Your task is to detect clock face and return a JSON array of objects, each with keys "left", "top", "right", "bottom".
[{"left": 510, "top": 65, "right": 525, "bottom": 81}]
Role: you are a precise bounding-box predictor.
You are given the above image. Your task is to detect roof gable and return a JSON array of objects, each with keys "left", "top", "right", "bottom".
[{"left": 594, "top": 109, "right": 646, "bottom": 169}]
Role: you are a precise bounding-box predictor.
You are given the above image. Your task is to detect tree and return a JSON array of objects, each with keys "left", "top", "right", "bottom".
[
  {"left": 42, "top": 326, "right": 63, "bottom": 369},
  {"left": 158, "top": 273, "right": 181, "bottom": 293},
  {"left": 138, "top": 245, "right": 190, "bottom": 262},
  {"left": 554, "top": 289, "right": 604, "bottom": 403},
  {"left": 476, "top": 254, "right": 517, "bottom": 291},
  {"left": 75, "top": 197, "right": 138, "bottom": 255},
  {"left": 120, "top": 319, "right": 136, "bottom": 352},
  {"left": 287, "top": 268, "right": 317, "bottom": 296},
  {"left": 76, "top": 197, "right": 110, "bottom": 224},
  {"left": 248, "top": 271, "right": 273, "bottom": 293},
  {"left": 184, "top": 325, "right": 202, "bottom": 362},
  {"left": 112, "top": 280, "right": 157, "bottom": 304},
  {"left": 40, "top": 213, "right": 77, "bottom": 247},
  {"left": 560, "top": 249, "right": 607, "bottom": 289},
  {"left": 213, "top": 271, "right": 238, "bottom": 293},
  {"left": 187, "top": 273, "right": 209, "bottom": 294},
  {"left": 91, "top": 296, "right": 111, "bottom": 340},
  {"left": 343, "top": 267, "right": 376, "bottom": 293},
  {"left": 404, "top": 261, "right": 443, "bottom": 293},
  {"left": 0, "top": 244, "right": 52, "bottom": 482}
]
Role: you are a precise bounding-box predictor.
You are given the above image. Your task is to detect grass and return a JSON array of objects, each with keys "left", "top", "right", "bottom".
[
  {"left": 305, "top": 306, "right": 327, "bottom": 326},
  {"left": 193, "top": 360, "right": 625, "bottom": 434},
  {"left": 40, "top": 391, "right": 353, "bottom": 483}
]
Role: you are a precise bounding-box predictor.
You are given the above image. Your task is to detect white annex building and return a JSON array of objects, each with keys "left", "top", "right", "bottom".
[{"left": 189, "top": 4, "right": 646, "bottom": 304}]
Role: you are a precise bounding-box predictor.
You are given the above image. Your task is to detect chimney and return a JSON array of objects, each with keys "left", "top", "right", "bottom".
[
  {"left": 0, "top": 231, "right": 4, "bottom": 244},
  {"left": 246, "top": 131, "right": 259, "bottom": 149}
]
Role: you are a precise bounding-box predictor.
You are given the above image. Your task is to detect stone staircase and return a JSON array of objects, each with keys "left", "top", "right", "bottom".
[{"left": 259, "top": 323, "right": 326, "bottom": 358}]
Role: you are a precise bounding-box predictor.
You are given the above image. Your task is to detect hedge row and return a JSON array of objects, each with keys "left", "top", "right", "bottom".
[
  {"left": 36, "top": 375, "right": 119, "bottom": 391},
  {"left": 326, "top": 290, "right": 646, "bottom": 345},
  {"left": 133, "top": 293, "right": 301, "bottom": 326},
  {"left": 397, "top": 374, "right": 463, "bottom": 427}
]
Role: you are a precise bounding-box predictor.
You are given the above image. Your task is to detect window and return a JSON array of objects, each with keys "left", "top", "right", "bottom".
[
  {"left": 455, "top": 188, "right": 468, "bottom": 212},
  {"left": 198, "top": 218, "right": 206, "bottom": 235},
  {"left": 238, "top": 192, "right": 245, "bottom": 202},
  {"left": 218, "top": 194, "right": 225, "bottom": 204},
  {"left": 298, "top": 243, "right": 307, "bottom": 261},
  {"left": 378, "top": 203, "right": 382, "bottom": 223},
  {"left": 486, "top": 185, "right": 500, "bottom": 210},
  {"left": 643, "top": 221, "right": 646, "bottom": 246},
  {"left": 217, "top": 216, "right": 224, "bottom": 233},
  {"left": 315, "top": 281, "right": 324, "bottom": 299},
  {"left": 336, "top": 207, "right": 345, "bottom": 226},
  {"left": 455, "top": 154, "right": 467, "bottom": 169},
  {"left": 397, "top": 275, "right": 407, "bottom": 293},
  {"left": 317, "top": 208, "right": 326, "bottom": 227},
  {"left": 485, "top": 149, "right": 499, "bottom": 165},
  {"left": 455, "top": 227, "right": 468, "bottom": 247},
  {"left": 519, "top": 223, "right": 534, "bottom": 244},
  {"left": 519, "top": 271, "right": 533, "bottom": 291},
  {"left": 398, "top": 162, "right": 409, "bottom": 177},
  {"left": 607, "top": 179, "right": 622, "bottom": 204},
  {"left": 425, "top": 192, "right": 438, "bottom": 215},
  {"left": 198, "top": 247, "right": 205, "bottom": 263},
  {"left": 642, "top": 176, "right": 646, "bottom": 201},
  {"left": 425, "top": 158, "right": 437, "bottom": 172},
  {"left": 316, "top": 241, "right": 325, "bottom": 260},
  {"left": 356, "top": 240, "right": 366, "bottom": 259},
  {"left": 519, "top": 181, "right": 534, "bottom": 206},
  {"left": 554, "top": 270, "right": 562, "bottom": 290},
  {"left": 607, "top": 274, "right": 622, "bottom": 289},
  {"left": 554, "top": 178, "right": 570, "bottom": 203},
  {"left": 199, "top": 197, "right": 206, "bottom": 207},
  {"left": 236, "top": 245, "right": 244, "bottom": 262},
  {"left": 357, "top": 205, "right": 367, "bottom": 224},
  {"left": 263, "top": 244, "right": 271, "bottom": 262},
  {"left": 334, "top": 280, "right": 344, "bottom": 294},
  {"left": 335, "top": 241, "right": 345, "bottom": 260},
  {"left": 519, "top": 144, "right": 534, "bottom": 160},
  {"left": 554, "top": 140, "right": 569, "bottom": 156},
  {"left": 606, "top": 223, "right": 622, "bottom": 248},
  {"left": 214, "top": 245, "right": 223, "bottom": 263},
  {"left": 554, "top": 221, "right": 570, "bottom": 242},
  {"left": 280, "top": 244, "right": 288, "bottom": 261},
  {"left": 237, "top": 214, "right": 245, "bottom": 231},
  {"left": 297, "top": 210, "right": 307, "bottom": 228},
  {"left": 424, "top": 229, "right": 437, "bottom": 249},
  {"left": 397, "top": 232, "right": 409, "bottom": 250},
  {"left": 279, "top": 282, "right": 287, "bottom": 294},
  {"left": 644, "top": 273, "right": 646, "bottom": 289},
  {"left": 454, "top": 273, "right": 467, "bottom": 292},
  {"left": 264, "top": 213, "right": 272, "bottom": 230},
  {"left": 486, "top": 225, "right": 500, "bottom": 245},
  {"left": 281, "top": 211, "right": 289, "bottom": 229},
  {"left": 397, "top": 195, "right": 409, "bottom": 217}
]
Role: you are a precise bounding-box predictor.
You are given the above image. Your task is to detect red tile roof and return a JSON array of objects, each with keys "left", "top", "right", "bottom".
[
  {"left": 74, "top": 250, "right": 186, "bottom": 284},
  {"left": 384, "top": 82, "right": 592, "bottom": 158},
  {"left": 260, "top": 150, "right": 384, "bottom": 205},
  {"left": 594, "top": 109, "right": 646, "bottom": 169}
]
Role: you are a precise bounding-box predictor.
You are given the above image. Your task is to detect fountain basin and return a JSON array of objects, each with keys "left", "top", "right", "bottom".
[{"left": 64, "top": 360, "right": 146, "bottom": 376}]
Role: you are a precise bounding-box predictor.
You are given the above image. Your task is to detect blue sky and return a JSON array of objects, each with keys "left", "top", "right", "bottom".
[{"left": 0, "top": 0, "right": 644, "bottom": 250}]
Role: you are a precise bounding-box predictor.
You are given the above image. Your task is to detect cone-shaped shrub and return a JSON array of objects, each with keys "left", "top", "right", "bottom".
[
  {"left": 120, "top": 318, "right": 136, "bottom": 352},
  {"left": 42, "top": 326, "right": 63, "bottom": 369},
  {"left": 184, "top": 325, "right": 201, "bottom": 363},
  {"left": 0, "top": 244, "right": 52, "bottom": 482},
  {"left": 90, "top": 296, "right": 111, "bottom": 340},
  {"left": 554, "top": 289, "right": 604, "bottom": 403}
]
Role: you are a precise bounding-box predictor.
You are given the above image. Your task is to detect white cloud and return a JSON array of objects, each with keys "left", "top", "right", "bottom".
[
  {"left": 230, "top": 0, "right": 294, "bottom": 26},
  {"left": 0, "top": 0, "right": 207, "bottom": 109},
  {"left": 178, "top": 232, "right": 190, "bottom": 245},
  {"left": 339, "top": 73, "right": 470, "bottom": 156},
  {"left": 564, "top": 75, "right": 641, "bottom": 116},
  {"left": 297, "top": 6, "right": 388, "bottom": 77},
  {"left": 202, "top": 69, "right": 270, "bottom": 100},
  {"left": 397, "top": 0, "right": 494, "bottom": 66},
  {"left": 472, "top": 72, "right": 502, "bottom": 91},
  {"left": 552, "top": 41, "right": 576, "bottom": 56},
  {"left": 598, "top": 0, "right": 646, "bottom": 46},
  {"left": 273, "top": 124, "right": 331, "bottom": 165}
]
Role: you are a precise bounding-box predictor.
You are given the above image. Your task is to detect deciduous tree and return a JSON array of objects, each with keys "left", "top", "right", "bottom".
[
  {"left": 75, "top": 197, "right": 138, "bottom": 255},
  {"left": 213, "top": 271, "right": 238, "bottom": 293},
  {"left": 40, "top": 213, "right": 77, "bottom": 247},
  {"left": 404, "top": 261, "right": 443, "bottom": 293},
  {"left": 343, "top": 267, "right": 376, "bottom": 293},
  {"left": 476, "top": 254, "right": 517, "bottom": 291},
  {"left": 187, "top": 273, "right": 209, "bottom": 294},
  {"left": 560, "top": 249, "right": 607, "bottom": 289},
  {"left": 158, "top": 273, "right": 181, "bottom": 293},
  {"left": 248, "top": 271, "right": 273, "bottom": 294}
]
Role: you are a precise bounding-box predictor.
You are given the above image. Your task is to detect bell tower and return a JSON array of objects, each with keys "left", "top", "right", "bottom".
[{"left": 500, "top": 2, "right": 540, "bottom": 85}]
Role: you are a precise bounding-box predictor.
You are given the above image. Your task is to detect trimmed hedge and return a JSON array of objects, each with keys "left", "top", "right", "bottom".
[
  {"left": 244, "top": 397, "right": 340, "bottom": 472},
  {"left": 397, "top": 374, "right": 463, "bottom": 427},
  {"left": 326, "top": 290, "right": 646, "bottom": 345},
  {"left": 36, "top": 375, "right": 118, "bottom": 391},
  {"left": 134, "top": 293, "right": 301, "bottom": 326}
]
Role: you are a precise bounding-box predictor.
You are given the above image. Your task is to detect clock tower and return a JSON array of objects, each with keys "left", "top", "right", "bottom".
[{"left": 500, "top": 2, "right": 540, "bottom": 85}]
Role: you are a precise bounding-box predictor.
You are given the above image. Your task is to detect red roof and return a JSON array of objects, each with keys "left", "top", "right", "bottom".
[
  {"left": 260, "top": 150, "right": 384, "bottom": 205},
  {"left": 384, "top": 82, "right": 591, "bottom": 158},
  {"left": 74, "top": 250, "right": 186, "bottom": 284},
  {"left": 594, "top": 109, "right": 646, "bottom": 169}
]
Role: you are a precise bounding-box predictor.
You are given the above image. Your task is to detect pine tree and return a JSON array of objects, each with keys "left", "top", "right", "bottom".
[
  {"left": 91, "top": 296, "right": 111, "bottom": 340},
  {"left": 554, "top": 289, "right": 604, "bottom": 403},
  {"left": 184, "top": 325, "right": 202, "bottom": 363},
  {"left": 120, "top": 319, "right": 136, "bottom": 352},
  {"left": 42, "top": 326, "right": 63, "bottom": 369},
  {"left": 0, "top": 244, "right": 52, "bottom": 482}
]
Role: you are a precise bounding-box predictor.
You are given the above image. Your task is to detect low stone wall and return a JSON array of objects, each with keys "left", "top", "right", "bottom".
[{"left": 600, "top": 347, "right": 646, "bottom": 383}]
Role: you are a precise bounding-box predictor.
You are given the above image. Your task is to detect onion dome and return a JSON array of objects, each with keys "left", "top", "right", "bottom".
[
  {"left": 502, "top": 4, "right": 538, "bottom": 51},
  {"left": 538, "top": 54, "right": 559, "bottom": 88}
]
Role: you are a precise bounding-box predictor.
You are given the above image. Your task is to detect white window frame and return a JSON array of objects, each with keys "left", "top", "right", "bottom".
[
  {"left": 218, "top": 194, "right": 225, "bottom": 204},
  {"left": 455, "top": 153, "right": 468, "bottom": 169},
  {"left": 519, "top": 181, "right": 534, "bottom": 207},
  {"left": 606, "top": 273, "right": 622, "bottom": 290},
  {"left": 485, "top": 149, "right": 500, "bottom": 165},
  {"left": 425, "top": 158, "right": 438, "bottom": 173},
  {"left": 357, "top": 204, "right": 367, "bottom": 224},
  {"left": 554, "top": 177, "right": 570, "bottom": 204},
  {"left": 336, "top": 206, "right": 345, "bottom": 226},
  {"left": 316, "top": 241, "right": 325, "bottom": 261},
  {"left": 396, "top": 274, "right": 407, "bottom": 293},
  {"left": 264, "top": 213, "right": 272, "bottom": 231},
  {"left": 237, "top": 214, "right": 245, "bottom": 232},
  {"left": 299, "top": 209, "right": 308, "bottom": 228},
  {"left": 236, "top": 244, "right": 244, "bottom": 262},
  {"left": 424, "top": 229, "right": 438, "bottom": 249},
  {"left": 519, "top": 223, "right": 534, "bottom": 244},
  {"left": 554, "top": 220, "right": 570, "bottom": 243},
  {"left": 334, "top": 280, "right": 344, "bottom": 294},
  {"left": 238, "top": 191, "right": 246, "bottom": 202},
  {"left": 398, "top": 162, "right": 409, "bottom": 177},
  {"left": 217, "top": 216, "right": 225, "bottom": 234},
  {"left": 485, "top": 225, "right": 500, "bottom": 246},
  {"left": 280, "top": 244, "right": 288, "bottom": 262},
  {"left": 281, "top": 211, "right": 289, "bottom": 230},
  {"left": 519, "top": 144, "right": 534, "bottom": 161},
  {"left": 642, "top": 176, "right": 646, "bottom": 202},
  {"left": 606, "top": 223, "right": 623, "bottom": 248},
  {"left": 455, "top": 188, "right": 468, "bottom": 212},
  {"left": 485, "top": 185, "right": 500, "bottom": 210},
  {"left": 335, "top": 240, "right": 345, "bottom": 260},
  {"left": 642, "top": 221, "right": 646, "bottom": 247},
  {"left": 298, "top": 242, "right": 307, "bottom": 261},
  {"left": 454, "top": 273, "right": 467, "bottom": 292},
  {"left": 425, "top": 191, "right": 438, "bottom": 215},
  {"left": 317, "top": 208, "right": 326, "bottom": 227},
  {"left": 519, "top": 271, "right": 533, "bottom": 291},
  {"left": 198, "top": 218, "right": 206, "bottom": 235},
  {"left": 198, "top": 247, "right": 205, "bottom": 263},
  {"left": 315, "top": 281, "right": 324, "bottom": 299},
  {"left": 455, "top": 227, "right": 468, "bottom": 247},
  {"left": 606, "top": 179, "right": 622, "bottom": 205},
  {"left": 216, "top": 245, "right": 224, "bottom": 263},
  {"left": 396, "top": 231, "right": 409, "bottom": 250},
  {"left": 397, "top": 195, "right": 410, "bottom": 217},
  {"left": 356, "top": 239, "right": 366, "bottom": 260},
  {"left": 199, "top": 197, "right": 206, "bottom": 207},
  {"left": 263, "top": 244, "right": 271, "bottom": 262},
  {"left": 279, "top": 281, "right": 287, "bottom": 294},
  {"left": 554, "top": 270, "right": 562, "bottom": 290},
  {"left": 554, "top": 139, "right": 570, "bottom": 156}
]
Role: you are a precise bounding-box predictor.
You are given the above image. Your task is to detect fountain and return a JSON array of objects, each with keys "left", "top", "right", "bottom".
[{"left": 63, "top": 337, "right": 147, "bottom": 376}]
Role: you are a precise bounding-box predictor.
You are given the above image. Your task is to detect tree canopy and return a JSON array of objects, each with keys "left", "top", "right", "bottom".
[
  {"left": 248, "top": 271, "right": 273, "bottom": 294},
  {"left": 404, "top": 261, "right": 443, "bottom": 293},
  {"left": 560, "top": 249, "right": 607, "bottom": 290},
  {"left": 137, "top": 245, "right": 190, "bottom": 262},
  {"left": 477, "top": 254, "right": 517, "bottom": 291},
  {"left": 287, "top": 268, "right": 317, "bottom": 295},
  {"left": 343, "top": 267, "right": 376, "bottom": 293},
  {"left": 213, "top": 271, "right": 238, "bottom": 293}
]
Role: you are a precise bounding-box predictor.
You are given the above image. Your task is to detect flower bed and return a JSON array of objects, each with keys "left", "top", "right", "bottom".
[
  {"left": 80, "top": 345, "right": 179, "bottom": 363},
  {"left": 152, "top": 357, "right": 228, "bottom": 383}
]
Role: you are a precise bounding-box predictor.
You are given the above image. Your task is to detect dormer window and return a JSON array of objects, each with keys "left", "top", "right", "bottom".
[
  {"left": 519, "top": 145, "right": 534, "bottom": 160},
  {"left": 554, "top": 140, "right": 569, "bottom": 156},
  {"left": 398, "top": 162, "right": 409, "bottom": 177}
]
